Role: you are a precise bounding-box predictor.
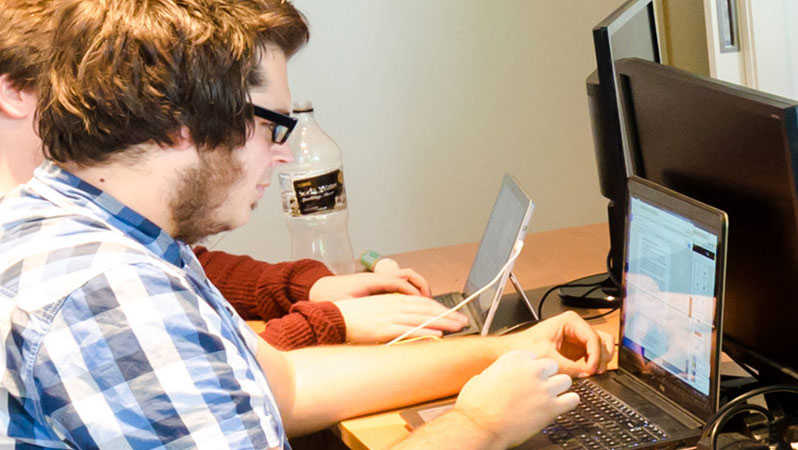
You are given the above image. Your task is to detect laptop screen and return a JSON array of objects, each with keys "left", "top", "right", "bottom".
[
  {"left": 463, "top": 175, "right": 534, "bottom": 316},
  {"left": 619, "top": 178, "right": 726, "bottom": 421}
]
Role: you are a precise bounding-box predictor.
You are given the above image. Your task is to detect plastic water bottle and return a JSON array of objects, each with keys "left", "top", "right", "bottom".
[{"left": 279, "top": 101, "right": 355, "bottom": 274}]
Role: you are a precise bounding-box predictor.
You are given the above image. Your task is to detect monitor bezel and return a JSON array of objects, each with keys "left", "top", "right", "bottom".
[
  {"left": 588, "top": 0, "right": 663, "bottom": 288},
  {"left": 593, "top": 0, "right": 662, "bottom": 184}
]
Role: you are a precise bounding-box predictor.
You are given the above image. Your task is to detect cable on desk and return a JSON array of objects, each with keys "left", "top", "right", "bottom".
[
  {"left": 497, "top": 320, "right": 536, "bottom": 336},
  {"left": 387, "top": 241, "right": 525, "bottom": 346},
  {"left": 388, "top": 335, "right": 442, "bottom": 345},
  {"left": 710, "top": 404, "right": 773, "bottom": 450},
  {"left": 497, "top": 303, "right": 618, "bottom": 337},
  {"left": 537, "top": 250, "right": 622, "bottom": 320},
  {"left": 698, "top": 384, "right": 798, "bottom": 449},
  {"left": 536, "top": 280, "right": 606, "bottom": 320}
]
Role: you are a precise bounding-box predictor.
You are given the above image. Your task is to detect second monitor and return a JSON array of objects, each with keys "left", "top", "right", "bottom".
[
  {"left": 615, "top": 57, "right": 798, "bottom": 384},
  {"left": 572, "top": 0, "right": 662, "bottom": 308}
]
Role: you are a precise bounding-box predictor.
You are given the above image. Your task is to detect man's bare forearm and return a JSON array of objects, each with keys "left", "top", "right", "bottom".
[
  {"left": 275, "top": 336, "right": 505, "bottom": 436},
  {"left": 391, "top": 409, "right": 505, "bottom": 450}
]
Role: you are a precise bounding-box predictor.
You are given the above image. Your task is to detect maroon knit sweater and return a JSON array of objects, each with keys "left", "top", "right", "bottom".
[{"left": 193, "top": 247, "right": 346, "bottom": 350}]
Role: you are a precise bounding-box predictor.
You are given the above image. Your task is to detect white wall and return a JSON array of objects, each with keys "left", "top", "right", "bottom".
[
  {"left": 749, "top": 0, "right": 797, "bottom": 99},
  {"left": 703, "top": 0, "right": 747, "bottom": 85},
  {"left": 658, "top": 0, "right": 710, "bottom": 76},
  {"left": 214, "top": 0, "right": 624, "bottom": 263}
]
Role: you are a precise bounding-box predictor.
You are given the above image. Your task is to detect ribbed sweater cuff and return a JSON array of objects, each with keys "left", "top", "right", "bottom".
[
  {"left": 287, "top": 259, "right": 334, "bottom": 302},
  {"left": 308, "top": 301, "right": 346, "bottom": 342},
  {"left": 259, "top": 301, "right": 346, "bottom": 350}
]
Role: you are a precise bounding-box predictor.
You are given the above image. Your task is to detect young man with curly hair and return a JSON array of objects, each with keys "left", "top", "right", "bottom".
[{"left": 0, "top": 0, "right": 613, "bottom": 448}]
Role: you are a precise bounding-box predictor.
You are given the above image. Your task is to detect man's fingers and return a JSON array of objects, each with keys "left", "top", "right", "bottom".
[
  {"left": 545, "top": 373, "right": 573, "bottom": 396},
  {"left": 397, "top": 268, "right": 432, "bottom": 297},
  {"left": 564, "top": 317, "right": 602, "bottom": 374},
  {"left": 604, "top": 332, "right": 616, "bottom": 356},
  {"left": 551, "top": 354, "right": 588, "bottom": 377},
  {"left": 394, "top": 313, "right": 467, "bottom": 331},
  {"left": 400, "top": 296, "right": 469, "bottom": 323},
  {"left": 597, "top": 330, "right": 615, "bottom": 374},
  {"left": 535, "top": 357, "right": 560, "bottom": 379},
  {"left": 552, "top": 391, "right": 581, "bottom": 416},
  {"left": 374, "top": 277, "right": 422, "bottom": 296}
]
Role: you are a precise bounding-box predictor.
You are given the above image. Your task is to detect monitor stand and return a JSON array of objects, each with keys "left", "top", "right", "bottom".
[
  {"left": 559, "top": 199, "right": 624, "bottom": 309},
  {"left": 558, "top": 273, "right": 620, "bottom": 308}
]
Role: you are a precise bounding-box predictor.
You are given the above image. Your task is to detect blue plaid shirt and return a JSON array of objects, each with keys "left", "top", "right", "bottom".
[{"left": 0, "top": 162, "right": 288, "bottom": 449}]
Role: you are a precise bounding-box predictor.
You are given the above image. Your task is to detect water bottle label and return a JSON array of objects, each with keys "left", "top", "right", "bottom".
[{"left": 287, "top": 168, "right": 347, "bottom": 216}]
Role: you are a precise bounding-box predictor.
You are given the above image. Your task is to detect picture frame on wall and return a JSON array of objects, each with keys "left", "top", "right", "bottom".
[{"left": 717, "top": 0, "right": 740, "bottom": 53}]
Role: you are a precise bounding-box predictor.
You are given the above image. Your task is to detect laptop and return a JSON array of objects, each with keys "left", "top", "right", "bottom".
[
  {"left": 404, "top": 177, "right": 728, "bottom": 449},
  {"left": 434, "top": 174, "right": 535, "bottom": 336}
]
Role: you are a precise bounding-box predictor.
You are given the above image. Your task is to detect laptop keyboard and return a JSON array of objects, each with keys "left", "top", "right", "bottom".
[
  {"left": 542, "top": 379, "right": 669, "bottom": 449},
  {"left": 435, "top": 292, "right": 464, "bottom": 309},
  {"left": 435, "top": 293, "right": 480, "bottom": 335}
]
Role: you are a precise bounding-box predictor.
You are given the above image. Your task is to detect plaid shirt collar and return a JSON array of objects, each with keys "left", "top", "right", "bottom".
[{"left": 34, "top": 160, "right": 184, "bottom": 267}]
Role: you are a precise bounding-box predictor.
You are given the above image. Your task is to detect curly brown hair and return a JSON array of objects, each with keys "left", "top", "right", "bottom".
[
  {"left": 0, "top": 0, "right": 53, "bottom": 91},
  {"left": 38, "top": 0, "right": 308, "bottom": 165}
]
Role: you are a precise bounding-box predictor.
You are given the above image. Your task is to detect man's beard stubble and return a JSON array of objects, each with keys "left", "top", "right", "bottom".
[{"left": 170, "top": 150, "right": 243, "bottom": 245}]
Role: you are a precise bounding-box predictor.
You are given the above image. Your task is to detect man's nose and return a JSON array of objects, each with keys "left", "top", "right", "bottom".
[{"left": 272, "top": 142, "right": 294, "bottom": 164}]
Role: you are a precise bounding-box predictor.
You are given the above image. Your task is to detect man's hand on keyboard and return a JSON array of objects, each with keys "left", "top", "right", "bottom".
[
  {"left": 454, "top": 351, "right": 580, "bottom": 449},
  {"left": 334, "top": 294, "right": 468, "bottom": 344},
  {"left": 309, "top": 263, "right": 431, "bottom": 301},
  {"left": 503, "top": 310, "right": 616, "bottom": 378}
]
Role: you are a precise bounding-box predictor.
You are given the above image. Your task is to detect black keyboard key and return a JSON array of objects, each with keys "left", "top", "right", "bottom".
[{"left": 544, "top": 379, "right": 669, "bottom": 448}]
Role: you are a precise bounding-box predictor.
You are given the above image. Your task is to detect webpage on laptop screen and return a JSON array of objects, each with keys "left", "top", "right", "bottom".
[{"left": 622, "top": 197, "right": 718, "bottom": 396}]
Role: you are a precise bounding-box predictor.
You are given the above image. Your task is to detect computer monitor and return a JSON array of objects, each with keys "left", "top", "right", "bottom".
[
  {"left": 565, "top": 0, "right": 661, "bottom": 307},
  {"left": 615, "top": 57, "right": 798, "bottom": 384}
]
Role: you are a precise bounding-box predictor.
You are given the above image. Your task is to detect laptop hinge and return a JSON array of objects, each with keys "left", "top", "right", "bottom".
[{"left": 616, "top": 369, "right": 704, "bottom": 428}]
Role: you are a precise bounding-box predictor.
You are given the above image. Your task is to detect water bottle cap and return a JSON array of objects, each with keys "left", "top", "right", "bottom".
[{"left": 293, "top": 100, "right": 314, "bottom": 113}]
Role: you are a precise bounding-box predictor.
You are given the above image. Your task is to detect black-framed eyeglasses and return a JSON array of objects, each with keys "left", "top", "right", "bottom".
[{"left": 252, "top": 104, "right": 297, "bottom": 144}]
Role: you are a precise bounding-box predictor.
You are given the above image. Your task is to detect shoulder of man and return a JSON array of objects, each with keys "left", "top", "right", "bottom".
[
  {"left": 0, "top": 208, "right": 194, "bottom": 403},
  {"left": 2, "top": 257, "right": 283, "bottom": 450},
  {"left": 0, "top": 200, "right": 184, "bottom": 319}
]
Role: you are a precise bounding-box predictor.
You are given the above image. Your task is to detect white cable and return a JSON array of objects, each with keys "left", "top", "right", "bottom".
[{"left": 386, "top": 240, "right": 525, "bottom": 346}]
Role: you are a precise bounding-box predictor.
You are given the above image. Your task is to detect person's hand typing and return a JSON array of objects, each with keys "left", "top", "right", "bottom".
[
  {"left": 372, "top": 258, "right": 431, "bottom": 297},
  {"left": 503, "top": 310, "right": 616, "bottom": 378},
  {"left": 309, "top": 262, "right": 431, "bottom": 301},
  {"left": 453, "top": 351, "right": 579, "bottom": 448},
  {"left": 333, "top": 294, "right": 468, "bottom": 344}
]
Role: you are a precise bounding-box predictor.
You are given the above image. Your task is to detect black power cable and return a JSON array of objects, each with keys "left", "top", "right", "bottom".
[
  {"left": 538, "top": 251, "right": 621, "bottom": 320},
  {"left": 710, "top": 404, "right": 773, "bottom": 449},
  {"left": 536, "top": 280, "right": 604, "bottom": 319},
  {"left": 699, "top": 385, "right": 798, "bottom": 449}
]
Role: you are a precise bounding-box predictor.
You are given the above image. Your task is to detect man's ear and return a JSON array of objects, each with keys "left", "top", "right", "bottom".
[{"left": 0, "top": 74, "right": 36, "bottom": 119}]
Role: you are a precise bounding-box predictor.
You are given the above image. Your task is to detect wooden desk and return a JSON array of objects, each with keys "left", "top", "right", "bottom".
[{"left": 337, "top": 222, "right": 616, "bottom": 450}]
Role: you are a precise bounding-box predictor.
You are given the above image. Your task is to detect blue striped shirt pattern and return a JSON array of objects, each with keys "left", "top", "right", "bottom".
[{"left": 0, "top": 161, "right": 287, "bottom": 449}]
